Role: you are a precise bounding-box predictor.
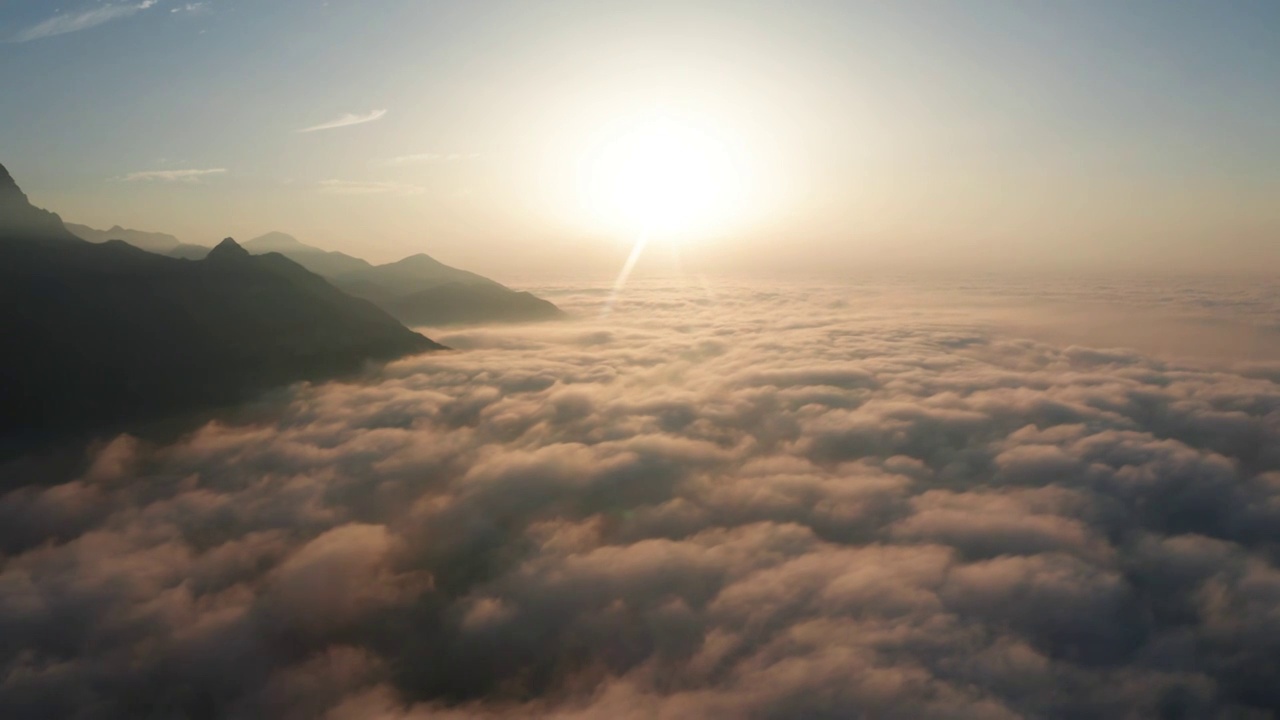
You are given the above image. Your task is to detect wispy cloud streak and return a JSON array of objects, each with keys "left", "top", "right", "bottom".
[
  {"left": 7, "top": 1, "right": 158, "bottom": 43},
  {"left": 111, "top": 168, "right": 227, "bottom": 182},
  {"left": 298, "top": 109, "right": 388, "bottom": 133}
]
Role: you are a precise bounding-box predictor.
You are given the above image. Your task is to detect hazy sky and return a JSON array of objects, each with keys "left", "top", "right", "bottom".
[{"left": 1, "top": 0, "right": 1277, "bottom": 278}]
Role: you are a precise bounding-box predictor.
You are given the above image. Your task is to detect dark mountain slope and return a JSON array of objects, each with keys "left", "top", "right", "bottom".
[
  {"left": 0, "top": 163, "right": 443, "bottom": 443},
  {"left": 385, "top": 282, "right": 565, "bottom": 326},
  {"left": 0, "top": 163, "right": 78, "bottom": 242}
]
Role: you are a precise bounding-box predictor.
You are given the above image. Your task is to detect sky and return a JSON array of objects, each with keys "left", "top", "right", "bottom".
[{"left": 1, "top": 0, "right": 1278, "bottom": 278}]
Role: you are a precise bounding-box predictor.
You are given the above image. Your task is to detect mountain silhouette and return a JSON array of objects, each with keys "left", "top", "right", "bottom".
[
  {"left": 0, "top": 163, "right": 443, "bottom": 447},
  {"left": 233, "top": 232, "right": 565, "bottom": 326},
  {"left": 65, "top": 222, "right": 182, "bottom": 254},
  {"left": 342, "top": 252, "right": 501, "bottom": 295},
  {"left": 385, "top": 282, "right": 564, "bottom": 326},
  {"left": 0, "top": 163, "right": 78, "bottom": 242},
  {"left": 154, "top": 233, "right": 557, "bottom": 325}
]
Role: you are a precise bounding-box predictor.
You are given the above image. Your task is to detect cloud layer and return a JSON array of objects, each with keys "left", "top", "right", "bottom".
[
  {"left": 298, "top": 110, "right": 388, "bottom": 133},
  {"left": 6, "top": 1, "right": 158, "bottom": 43},
  {"left": 2, "top": 281, "right": 1279, "bottom": 718}
]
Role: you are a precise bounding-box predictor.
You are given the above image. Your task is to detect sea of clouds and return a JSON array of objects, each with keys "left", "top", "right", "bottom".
[{"left": 2, "top": 277, "right": 1279, "bottom": 719}]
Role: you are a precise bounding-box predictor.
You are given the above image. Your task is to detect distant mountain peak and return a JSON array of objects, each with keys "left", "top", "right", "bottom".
[
  {"left": 394, "top": 253, "right": 449, "bottom": 268},
  {"left": 243, "top": 231, "right": 312, "bottom": 253},
  {"left": 256, "top": 231, "right": 299, "bottom": 241},
  {"left": 241, "top": 232, "right": 375, "bottom": 277},
  {"left": 207, "top": 237, "right": 250, "bottom": 261}
]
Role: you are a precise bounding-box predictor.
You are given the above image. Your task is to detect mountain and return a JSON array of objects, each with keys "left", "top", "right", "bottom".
[
  {"left": 238, "top": 232, "right": 564, "bottom": 326},
  {"left": 53, "top": 221, "right": 564, "bottom": 328},
  {"left": 0, "top": 163, "right": 77, "bottom": 242},
  {"left": 65, "top": 222, "right": 182, "bottom": 254},
  {"left": 0, "top": 163, "right": 443, "bottom": 445},
  {"left": 62, "top": 221, "right": 210, "bottom": 259},
  {"left": 385, "top": 283, "right": 565, "bottom": 326},
  {"left": 242, "top": 232, "right": 373, "bottom": 277},
  {"left": 168, "top": 242, "right": 211, "bottom": 259},
  {"left": 338, "top": 253, "right": 501, "bottom": 295}
]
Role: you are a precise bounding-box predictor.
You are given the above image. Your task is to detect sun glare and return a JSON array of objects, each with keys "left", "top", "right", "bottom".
[{"left": 578, "top": 112, "right": 748, "bottom": 239}]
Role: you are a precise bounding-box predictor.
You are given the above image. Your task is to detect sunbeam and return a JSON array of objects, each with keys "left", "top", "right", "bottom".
[{"left": 600, "top": 232, "right": 649, "bottom": 318}]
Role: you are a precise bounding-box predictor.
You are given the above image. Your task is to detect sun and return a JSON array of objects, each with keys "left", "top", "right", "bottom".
[{"left": 578, "top": 111, "right": 748, "bottom": 240}]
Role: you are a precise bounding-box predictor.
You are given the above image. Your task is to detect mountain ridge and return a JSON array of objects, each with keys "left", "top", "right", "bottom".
[
  {"left": 65, "top": 222, "right": 182, "bottom": 253},
  {"left": 125, "top": 229, "right": 565, "bottom": 326},
  {"left": 0, "top": 162, "right": 443, "bottom": 448},
  {"left": 0, "top": 163, "right": 78, "bottom": 242},
  {"left": 236, "top": 232, "right": 564, "bottom": 326}
]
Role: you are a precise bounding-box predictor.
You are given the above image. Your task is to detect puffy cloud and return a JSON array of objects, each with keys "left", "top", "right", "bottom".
[{"left": 2, "top": 280, "right": 1279, "bottom": 717}]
